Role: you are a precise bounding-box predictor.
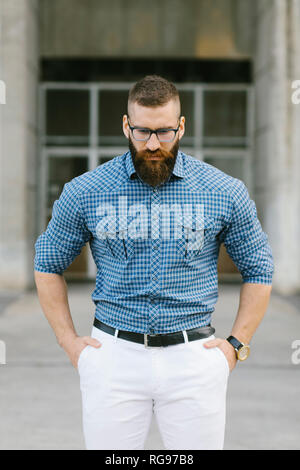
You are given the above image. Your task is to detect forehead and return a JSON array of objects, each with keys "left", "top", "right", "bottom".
[{"left": 129, "top": 100, "right": 179, "bottom": 127}]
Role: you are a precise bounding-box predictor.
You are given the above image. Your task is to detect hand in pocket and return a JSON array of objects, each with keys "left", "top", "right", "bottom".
[
  {"left": 61, "top": 335, "right": 102, "bottom": 369},
  {"left": 203, "top": 337, "right": 237, "bottom": 372}
]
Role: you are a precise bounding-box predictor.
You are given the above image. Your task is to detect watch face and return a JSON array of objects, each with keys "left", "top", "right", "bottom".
[{"left": 237, "top": 345, "right": 250, "bottom": 361}]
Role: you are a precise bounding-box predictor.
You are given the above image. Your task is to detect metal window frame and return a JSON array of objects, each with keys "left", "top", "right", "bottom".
[{"left": 38, "top": 81, "right": 254, "bottom": 280}]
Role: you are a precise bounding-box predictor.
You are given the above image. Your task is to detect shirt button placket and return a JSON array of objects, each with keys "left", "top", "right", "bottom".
[{"left": 149, "top": 188, "right": 160, "bottom": 332}]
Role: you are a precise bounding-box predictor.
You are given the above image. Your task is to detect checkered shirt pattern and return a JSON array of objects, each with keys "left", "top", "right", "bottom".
[{"left": 34, "top": 150, "right": 274, "bottom": 334}]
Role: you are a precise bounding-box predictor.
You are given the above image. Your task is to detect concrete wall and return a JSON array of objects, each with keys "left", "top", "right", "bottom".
[
  {"left": 39, "top": 0, "right": 254, "bottom": 58},
  {"left": 0, "top": 0, "right": 39, "bottom": 290},
  {"left": 253, "top": 0, "right": 300, "bottom": 294}
]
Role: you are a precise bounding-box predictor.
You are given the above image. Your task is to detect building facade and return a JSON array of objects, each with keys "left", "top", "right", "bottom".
[{"left": 0, "top": 0, "right": 299, "bottom": 295}]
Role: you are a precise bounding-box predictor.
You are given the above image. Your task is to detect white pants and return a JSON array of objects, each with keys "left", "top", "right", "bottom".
[{"left": 77, "top": 326, "right": 230, "bottom": 450}]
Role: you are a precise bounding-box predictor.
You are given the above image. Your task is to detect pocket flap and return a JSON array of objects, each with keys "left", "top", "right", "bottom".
[{"left": 177, "top": 216, "right": 215, "bottom": 233}]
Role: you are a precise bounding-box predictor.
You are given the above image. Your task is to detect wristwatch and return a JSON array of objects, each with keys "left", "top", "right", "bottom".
[{"left": 226, "top": 335, "right": 250, "bottom": 361}]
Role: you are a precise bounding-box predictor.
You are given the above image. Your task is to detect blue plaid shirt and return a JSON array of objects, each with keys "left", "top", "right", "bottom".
[{"left": 34, "top": 150, "right": 274, "bottom": 334}]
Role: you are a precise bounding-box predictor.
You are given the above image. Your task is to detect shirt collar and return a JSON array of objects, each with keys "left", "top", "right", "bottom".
[
  {"left": 125, "top": 150, "right": 137, "bottom": 179},
  {"left": 172, "top": 151, "right": 185, "bottom": 178},
  {"left": 125, "top": 150, "right": 185, "bottom": 180}
]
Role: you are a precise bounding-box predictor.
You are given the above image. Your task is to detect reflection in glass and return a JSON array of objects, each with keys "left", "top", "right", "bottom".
[
  {"left": 46, "top": 90, "right": 89, "bottom": 146},
  {"left": 98, "top": 91, "right": 128, "bottom": 146},
  {"left": 179, "top": 91, "right": 194, "bottom": 146},
  {"left": 203, "top": 91, "right": 247, "bottom": 147},
  {"left": 179, "top": 91, "right": 194, "bottom": 138}
]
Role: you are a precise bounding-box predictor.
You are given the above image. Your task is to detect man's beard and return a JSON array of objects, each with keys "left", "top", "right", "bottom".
[{"left": 129, "top": 136, "right": 179, "bottom": 187}]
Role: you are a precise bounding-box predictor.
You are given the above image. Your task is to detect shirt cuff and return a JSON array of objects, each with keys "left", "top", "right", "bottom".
[
  {"left": 34, "top": 264, "right": 63, "bottom": 275},
  {"left": 242, "top": 274, "right": 273, "bottom": 285}
]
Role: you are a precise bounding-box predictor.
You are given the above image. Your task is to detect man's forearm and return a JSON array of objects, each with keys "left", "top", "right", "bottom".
[
  {"left": 34, "top": 271, "right": 78, "bottom": 346},
  {"left": 230, "top": 282, "right": 272, "bottom": 344}
]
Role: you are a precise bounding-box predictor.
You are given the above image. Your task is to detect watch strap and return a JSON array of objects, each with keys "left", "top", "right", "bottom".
[{"left": 226, "top": 335, "right": 243, "bottom": 350}]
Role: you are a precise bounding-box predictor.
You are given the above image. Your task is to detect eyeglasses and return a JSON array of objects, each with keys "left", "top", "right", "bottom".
[{"left": 128, "top": 118, "right": 181, "bottom": 142}]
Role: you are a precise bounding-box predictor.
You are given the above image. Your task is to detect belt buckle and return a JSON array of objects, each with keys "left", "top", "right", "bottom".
[{"left": 144, "top": 333, "right": 157, "bottom": 348}]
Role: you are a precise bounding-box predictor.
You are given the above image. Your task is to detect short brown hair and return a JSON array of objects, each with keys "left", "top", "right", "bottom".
[{"left": 128, "top": 75, "right": 180, "bottom": 118}]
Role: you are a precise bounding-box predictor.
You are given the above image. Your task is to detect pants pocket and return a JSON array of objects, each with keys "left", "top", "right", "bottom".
[
  {"left": 77, "top": 345, "right": 91, "bottom": 372},
  {"left": 214, "top": 346, "right": 230, "bottom": 377}
]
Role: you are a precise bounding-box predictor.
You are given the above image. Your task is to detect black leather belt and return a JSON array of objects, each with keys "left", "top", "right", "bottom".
[{"left": 93, "top": 318, "right": 215, "bottom": 348}]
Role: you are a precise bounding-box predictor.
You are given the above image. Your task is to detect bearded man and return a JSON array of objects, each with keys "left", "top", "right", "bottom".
[{"left": 34, "top": 75, "right": 274, "bottom": 450}]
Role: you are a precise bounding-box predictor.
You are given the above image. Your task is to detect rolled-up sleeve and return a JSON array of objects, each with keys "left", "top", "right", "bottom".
[
  {"left": 220, "top": 179, "right": 274, "bottom": 284},
  {"left": 34, "top": 181, "right": 91, "bottom": 275}
]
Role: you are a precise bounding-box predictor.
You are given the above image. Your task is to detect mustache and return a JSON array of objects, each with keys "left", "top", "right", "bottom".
[{"left": 135, "top": 148, "right": 174, "bottom": 160}]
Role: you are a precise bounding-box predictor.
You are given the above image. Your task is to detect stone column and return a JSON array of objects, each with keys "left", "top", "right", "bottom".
[
  {"left": 0, "top": 0, "right": 39, "bottom": 290},
  {"left": 254, "top": 0, "right": 300, "bottom": 295}
]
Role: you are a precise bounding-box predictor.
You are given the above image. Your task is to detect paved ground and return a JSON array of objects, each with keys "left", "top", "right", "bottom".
[{"left": 0, "top": 282, "right": 299, "bottom": 450}]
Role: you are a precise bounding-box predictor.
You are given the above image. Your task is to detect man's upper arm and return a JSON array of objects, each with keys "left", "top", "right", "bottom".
[
  {"left": 220, "top": 179, "right": 274, "bottom": 284},
  {"left": 34, "top": 182, "right": 91, "bottom": 275}
]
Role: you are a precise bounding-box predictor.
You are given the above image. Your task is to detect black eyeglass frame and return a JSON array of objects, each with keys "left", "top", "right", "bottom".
[{"left": 127, "top": 117, "right": 181, "bottom": 142}]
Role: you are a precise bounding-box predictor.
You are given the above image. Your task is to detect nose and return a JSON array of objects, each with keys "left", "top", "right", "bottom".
[{"left": 145, "top": 132, "right": 161, "bottom": 151}]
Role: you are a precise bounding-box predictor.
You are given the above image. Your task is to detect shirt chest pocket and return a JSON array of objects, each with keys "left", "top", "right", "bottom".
[
  {"left": 177, "top": 216, "right": 216, "bottom": 261},
  {"left": 95, "top": 228, "right": 134, "bottom": 262}
]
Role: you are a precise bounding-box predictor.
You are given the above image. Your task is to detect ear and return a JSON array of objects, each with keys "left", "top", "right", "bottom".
[
  {"left": 122, "top": 114, "right": 130, "bottom": 139},
  {"left": 178, "top": 116, "right": 185, "bottom": 140}
]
